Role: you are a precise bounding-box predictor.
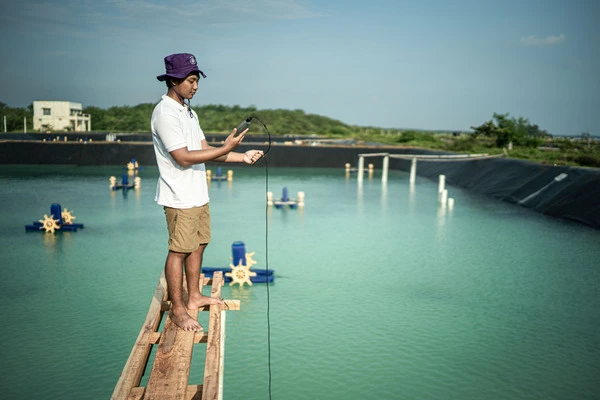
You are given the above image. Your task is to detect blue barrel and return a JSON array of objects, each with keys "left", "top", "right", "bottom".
[
  {"left": 282, "top": 187, "right": 289, "bottom": 202},
  {"left": 216, "top": 166, "right": 223, "bottom": 177},
  {"left": 232, "top": 241, "right": 246, "bottom": 266},
  {"left": 122, "top": 173, "right": 129, "bottom": 185},
  {"left": 50, "top": 203, "right": 63, "bottom": 224}
]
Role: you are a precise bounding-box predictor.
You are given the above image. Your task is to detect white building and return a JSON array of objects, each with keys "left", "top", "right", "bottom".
[{"left": 33, "top": 101, "right": 91, "bottom": 132}]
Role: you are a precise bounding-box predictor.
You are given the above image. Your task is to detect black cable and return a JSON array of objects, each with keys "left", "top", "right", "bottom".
[
  {"left": 249, "top": 115, "right": 272, "bottom": 399},
  {"left": 248, "top": 115, "right": 271, "bottom": 156},
  {"left": 264, "top": 155, "right": 272, "bottom": 400}
]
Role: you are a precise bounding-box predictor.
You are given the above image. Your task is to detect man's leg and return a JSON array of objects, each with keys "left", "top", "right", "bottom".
[
  {"left": 164, "top": 250, "right": 202, "bottom": 331},
  {"left": 185, "top": 243, "right": 223, "bottom": 309}
]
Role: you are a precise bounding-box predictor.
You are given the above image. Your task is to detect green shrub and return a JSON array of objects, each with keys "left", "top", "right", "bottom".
[{"left": 574, "top": 154, "right": 600, "bottom": 168}]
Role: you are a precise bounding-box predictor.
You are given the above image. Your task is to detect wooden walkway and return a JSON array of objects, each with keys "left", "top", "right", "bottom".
[{"left": 111, "top": 270, "right": 240, "bottom": 400}]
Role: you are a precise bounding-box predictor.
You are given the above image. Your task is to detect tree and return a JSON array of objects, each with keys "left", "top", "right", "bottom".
[
  {"left": 0, "top": 103, "right": 32, "bottom": 132},
  {"left": 471, "top": 113, "right": 548, "bottom": 148}
]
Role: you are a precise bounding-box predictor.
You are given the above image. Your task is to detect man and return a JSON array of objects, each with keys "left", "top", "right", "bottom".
[{"left": 151, "top": 53, "right": 263, "bottom": 331}]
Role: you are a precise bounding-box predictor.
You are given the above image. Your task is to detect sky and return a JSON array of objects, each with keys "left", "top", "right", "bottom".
[{"left": 0, "top": 0, "right": 598, "bottom": 136}]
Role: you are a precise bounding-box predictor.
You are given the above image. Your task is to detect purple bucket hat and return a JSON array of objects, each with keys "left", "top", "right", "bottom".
[{"left": 156, "top": 53, "right": 207, "bottom": 81}]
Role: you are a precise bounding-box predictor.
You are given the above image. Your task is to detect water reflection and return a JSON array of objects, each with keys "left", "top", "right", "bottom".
[
  {"left": 43, "top": 231, "right": 73, "bottom": 258},
  {"left": 228, "top": 285, "right": 254, "bottom": 303},
  {"left": 436, "top": 196, "right": 455, "bottom": 241},
  {"left": 408, "top": 181, "right": 416, "bottom": 215},
  {"left": 356, "top": 179, "right": 363, "bottom": 208},
  {"left": 437, "top": 203, "right": 447, "bottom": 229},
  {"left": 381, "top": 181, "right": 388, "bottom": 211}
]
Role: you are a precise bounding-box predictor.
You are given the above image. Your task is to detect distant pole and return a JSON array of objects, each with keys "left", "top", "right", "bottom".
[
  {"left": 357, "top": 156, "right": 364, "bottom": 182},
  {"left": 3, "top": 116, "right": 6, "bottom": 132},
  {"left": 409, "top": 157, "right": 417, "bottom": 184},
  {"left": 440, "top": 189, "right": 448, "bottom": 207},
  {"left": 382, "top": 155, "right": 389, "bottom": 183},
  {"left": 24, "top": 117, "right": 26, "bottom": 133},
  {"left": 438, "top": 174, "right": 445, "bottom": 194}
]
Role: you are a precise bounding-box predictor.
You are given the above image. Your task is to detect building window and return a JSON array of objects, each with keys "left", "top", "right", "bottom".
[{"left": 43, "top": 108, "right": 51, "bottom": 116}]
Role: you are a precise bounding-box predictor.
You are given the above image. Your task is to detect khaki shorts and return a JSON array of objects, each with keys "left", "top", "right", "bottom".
[{"left": 164, "top": 204, "right": 211, "bottom": 253}]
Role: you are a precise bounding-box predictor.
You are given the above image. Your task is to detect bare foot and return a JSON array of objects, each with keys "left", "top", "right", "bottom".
[
  {"left": 187, "top": 292, "right": 224, "bottom": 310},
  {"left": 170, "top": 306, "right": 203, "bottom": 331}
]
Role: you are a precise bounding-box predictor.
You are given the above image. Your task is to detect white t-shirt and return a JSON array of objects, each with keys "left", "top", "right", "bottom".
[{"left": 151, "top": 95, "right": 209, "bottom": 208}]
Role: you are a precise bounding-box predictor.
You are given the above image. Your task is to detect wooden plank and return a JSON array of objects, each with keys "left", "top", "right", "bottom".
[
  {"left": 202, "top": 271, "right": 225, "bottom": 400},
  {"left": 143, "top": 314, "right": 197, "bottom": 399},
  {"left": 194, "top": 331, "right": 208, "bottom": 343},
  {"left": 143, "top": 275, "right": 206, "bottom": 400},
  {"left": 111, "top": 272, "right": 168, "bottom": 400},
  {"left": 199, "top": 299, "right": 240, "bottom": 312},
  {"left": 127, "top": 387, "right": 144, "bottom": 400},
  {"left": 114, "top": 271, "right": 239, "bottom": 400},
  {"left": 185, "top": 384, "right": 203, "bottom": 400}
]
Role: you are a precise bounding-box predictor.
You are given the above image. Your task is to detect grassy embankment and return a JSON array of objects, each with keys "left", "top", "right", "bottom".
[
  {"left": 349, "top": 129, "right": 600, "bottom": 168},
  {"left": 2, "top": 103, "right": 598, "bottom": 168}
]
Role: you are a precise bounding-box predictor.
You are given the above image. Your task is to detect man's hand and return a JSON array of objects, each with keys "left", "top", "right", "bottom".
[
  {"left": 224, "top": 126, "right": 248, "bottom": 149},
  {"left": 243, "top": 150, "right": 264, "bottom": 165}
]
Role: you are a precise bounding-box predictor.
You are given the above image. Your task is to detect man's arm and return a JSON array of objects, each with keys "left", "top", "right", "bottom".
[{"left": 169, "top": 127, "right": 248, "bottom": 167}]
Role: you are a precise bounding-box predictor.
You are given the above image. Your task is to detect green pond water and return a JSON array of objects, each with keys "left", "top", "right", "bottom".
[{"left": 0, "top": 165, "right": 599, "bottom": 400}]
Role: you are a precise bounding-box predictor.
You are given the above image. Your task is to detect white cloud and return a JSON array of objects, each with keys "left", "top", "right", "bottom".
[{"left": 520, "top": 34, "right": 565, "bottom": 46}]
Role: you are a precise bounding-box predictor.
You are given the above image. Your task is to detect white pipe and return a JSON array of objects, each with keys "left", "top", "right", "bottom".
[
  {"left": 440, "top": 189, "right": 448, "bottom": 207},
  {"left": 438, "top": 174, "right": 445, "bottom": 193},
  {"left": 297, "top": 191, "right": 305, "bottom": 207},
  {"left": 518, "top": 173, "right": 568, "bottom": 205},
  {"left": 382, "top": 155, "right": 389, "bottom": 183},
  {"left": 409, "top": 157, "right": 417, "bottom": 184},
  {"left": 357, "top": 156, "right": 364, "bottom": 182}
]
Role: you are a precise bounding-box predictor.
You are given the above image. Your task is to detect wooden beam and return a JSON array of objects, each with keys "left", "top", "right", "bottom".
[
  {"left": 118, "top": 384, "right": 204, "bottom": 400},
  {"left": 113, "top": 272, "right": 239, "bottom": 400},
  {"left": 202, "top": 271, "right": 225, "bottom": 400},
  {"left": 127, "top": 387, "right": 144, "bottom": 400},
  {"left": 185, "top": 384, "right": 203, "bottom": 400},
  {"left": 201, "top": 299, "right": 240, "bottom": 312},
  {"left": 143, "top": 276, "right": 206, "bottom": 400},
  {"left": 143, "top": 314, "right": 197, "bottom": 399},
  {"left": 111, "top": 273, "right": 168, "bottom": 400}
]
